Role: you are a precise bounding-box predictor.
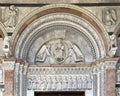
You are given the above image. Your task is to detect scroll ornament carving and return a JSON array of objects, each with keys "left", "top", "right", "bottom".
[
  {"left": 103, "top": 9, "right": 117, "bottom": 26},
  {"left": 36, "top": 39, "right": 84, "bottom": 64},
  {"left": 27, "top": 75, "right": 92, "bottom": 91},
  {"left": 3, "top": 5, "right": 19, "bottom": 28}
]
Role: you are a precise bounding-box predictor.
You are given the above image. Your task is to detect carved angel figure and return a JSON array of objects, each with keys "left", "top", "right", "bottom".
[
  {"left": 103, "top": 9, "right": 117, "bottom": 26},
  {"left": 66, "top": 45, "right": 84, "bottom": 64},
  {"left": 3, "top": 5, "right": 19, "bottom": 28},
  {"left": 53, "top": 41, "right": 65, "bottom": 63},
  {"left": 36, "top": 39, "right": 84, "bottom": 64},
  {"left": 36, "top": 45, "right": 54, "bottom": 64}
]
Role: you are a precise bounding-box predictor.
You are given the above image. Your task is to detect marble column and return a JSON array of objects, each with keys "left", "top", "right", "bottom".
[{"left": 3, "top": 60, "right": 15, "bottom": 96}]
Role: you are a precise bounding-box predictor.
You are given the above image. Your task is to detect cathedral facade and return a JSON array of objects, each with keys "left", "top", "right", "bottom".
[{"left": 0, "top": 1, "right": 119, "bottom": 96}]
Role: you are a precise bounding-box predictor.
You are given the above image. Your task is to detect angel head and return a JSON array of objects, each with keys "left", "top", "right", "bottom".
[{"left": 9, "top": 5, "right": 16, "bottom": 11}]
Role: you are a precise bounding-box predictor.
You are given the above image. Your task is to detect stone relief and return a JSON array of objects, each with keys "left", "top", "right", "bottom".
[
  {"left": 3, "top": 36, "right": 11, "bottom": 58},
  {"left": 102, "top": 9, "right": 117, "bottom": 26},
  {"left": 27, "top": 75, "right": 92, "bottom": 91},
  {"left": 36, "top": 39, "right": 84, "bottom": 64},
  {"left": 3, "top": 5, "right": 19, "bottom": 28},
  {"left": 108, "top": 34, "right": 117, "bottom": 57}
]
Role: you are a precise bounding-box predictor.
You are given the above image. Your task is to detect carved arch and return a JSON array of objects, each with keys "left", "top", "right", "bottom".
[
  {"left": 114, "top": 22, "right": 120, "bottom": 37},
  {"left": 11, "top": 4, "right": 110, "bottom": 64}
]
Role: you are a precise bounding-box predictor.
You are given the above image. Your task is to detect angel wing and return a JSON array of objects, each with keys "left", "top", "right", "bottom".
[
  {"left": 72, "top": 45, "right": 84, "bottom": 62},
  {"left": 2, "top": 7, "right": 9, "bottom": 23},
  {"left": 110, "top": 9, "right": 117, "bottom": 22},
  {"left": 36, "top": 45, "right": 48, "bottom": 62}
]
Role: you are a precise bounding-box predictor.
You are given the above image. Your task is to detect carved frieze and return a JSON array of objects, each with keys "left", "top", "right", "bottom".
[{"left": 27, "top": 75, "right": 93, "bottom": 91}]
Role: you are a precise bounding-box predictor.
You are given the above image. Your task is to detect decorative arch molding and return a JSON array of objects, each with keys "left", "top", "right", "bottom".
[
  {"left": 0, "top": 22, "right": 7, "bottom": 38},
  {"left": 114, "top": 23, "right": 120, "bottom": 37},
  {"left": 11, "top": 4, "right": 110, "bottom": 64}
]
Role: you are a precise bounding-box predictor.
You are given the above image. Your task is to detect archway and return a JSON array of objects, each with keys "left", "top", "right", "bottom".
[
  {"left": 11, "top": 4, "right": 110, "bottom": 64},
  {"left": 114, "top": 23, "right": 120, "bottom": 57}
]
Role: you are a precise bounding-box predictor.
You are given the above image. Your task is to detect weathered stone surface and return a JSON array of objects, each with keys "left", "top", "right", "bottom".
[
  {"left": 0, "top": 3, "right": 119, "bottom": 96},
  {"left": 106, "top": 69, "right": 116, "bottom": 96},
  {"left": 4, "top": 70, "right": 14, "bottom": 96},
  {"left": 0, "top": 0, "right": 120, "bottom": 4}
]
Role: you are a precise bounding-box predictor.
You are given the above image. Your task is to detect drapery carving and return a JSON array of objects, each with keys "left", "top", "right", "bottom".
[
  {"left": 27, "top": 75, "right": 92, "bottom": 91},
  {"left": 36, "top": 39, "right": 84, "bottom": 64}
]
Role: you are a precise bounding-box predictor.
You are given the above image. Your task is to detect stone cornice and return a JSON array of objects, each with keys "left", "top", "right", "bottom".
[
  {"left": 0, "top": 57, "right": 119, "bottom": 69},
  {"left": 0, "top": 0, "right": 120, "bottom": 4}
]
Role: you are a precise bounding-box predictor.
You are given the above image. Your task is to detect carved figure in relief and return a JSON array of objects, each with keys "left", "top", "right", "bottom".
[
  {"left": 36, "top": 45, "right": 54, "bottom": 64},
  {"left": 62, "top": 76, "right": 68, "bottom": 90},
  {"left": 67, "top": 76, "right": 73, "bottom": 90},
  {"left": 3, "top": 5, "right": 19, "bottom": 28},
  {"left": 27, "top": 78, "right": 34, "bottom": 90},
  {"left": 27, "top": 74, "right": 93, "bottom": 91},
  {"left": 56, "top": 76, "right": 62, "bottom": 90},
  {"left": 3, "top": 36, "right": 11, "bottom": 58},
  {"left": 72, "top": 76, "right": 77, "bottom": 89},
  {"left": 103, "top": 9, "right": 117, "bottom": 26},
  {"left": 37, "top": 77, "right": 44, "bottom": 90},
  {"left": 86, "top": 75, "right": 92, "bottom": 89},
  {"left": 53, "top": 40, "right": 65, "bottom": 63},
  {"left": 66, "top": 48, "right": 76, "bottom": 64},
  {"left": 32, "top": 78, "right": 37, "bottom": 90},
  {"left": 66, "top": 45, "right": 84, "bottom": 64},
  {"left": 51, "top": 76, "right": 57, "bottom": 90},
  {"left": 46, "top": 76, "right": 52, "bottom": 90},
  {"left": 36, "top": 39, "right": 84, "bottom": 64},
  {"left": 39, "top": 77, "right": 45, "bottom": 90},
  {"left": 82, "top": 76, "right": 86, "bottom": 89},
  {"left": 109, "top": 34, "right": 117, "bottom": 57},
  {"left": 110, "top": 34, "right": 117, "bottom": 48}
]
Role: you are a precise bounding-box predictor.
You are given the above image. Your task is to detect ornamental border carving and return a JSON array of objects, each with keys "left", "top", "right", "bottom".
[
  {"left": 11, "top": 4, "right": 110, "bottom": 57},
  {"left": 15, "top": 13, "right": 104, "bottom": 64}
]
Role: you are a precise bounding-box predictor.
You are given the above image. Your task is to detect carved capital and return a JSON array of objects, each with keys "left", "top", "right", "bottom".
[{"left": 3, "top": 61, "right": 15, "bottom": 70}]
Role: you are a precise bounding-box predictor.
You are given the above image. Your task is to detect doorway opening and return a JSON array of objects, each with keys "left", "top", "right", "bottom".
[{"left": 35, "top": 91, "right": 85, "bottom": 96}]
